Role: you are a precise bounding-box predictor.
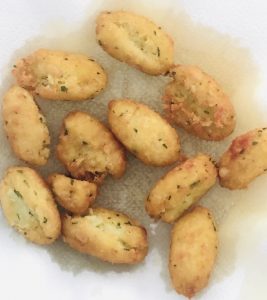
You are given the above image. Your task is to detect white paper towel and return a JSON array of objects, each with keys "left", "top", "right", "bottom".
[{"left": 0, "top": 0, "right": 267, "bottom": 299}]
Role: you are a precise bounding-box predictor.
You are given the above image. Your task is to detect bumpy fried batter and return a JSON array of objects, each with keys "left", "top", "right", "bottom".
[
  {"left": 0, "top": 166, "right": 61, "bottom": 245},
  {"left": 108, "top": 99, "right": 180, "bottom": 166},
  {"left": 163, "top": 65, "right": 236, "bottom": 140},
  {"left": 3, "top": 86, "right": 50, "bottom": 165},
  {"left": 48, "top": 173, "right": 97, "bottom": 214},
  {"left": 146, "top": 154, "right": 217, "bottom": 223},
  {"left": 96, "top": 11, "right": 174, "bottom": 75},
  {"left": 62, "top": 207, "right": 148, "bottom": 264},
  {"left": 218, "top": 127, "right": 267, "bottom": 189},
  {"left": 169, "top": 206, "right": 218, "bottom": 298},
  {"left": 57, "top": 111, "right": 126, "bottom": 184},
  {"left": 13, "top": 49, "right": 107, "bottom": 101}
]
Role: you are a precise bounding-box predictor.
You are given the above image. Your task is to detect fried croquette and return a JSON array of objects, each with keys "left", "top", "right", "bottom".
[
  {"left": 13, "top": 49, "right": 107, "bottom": 101},
  {"left": 48, "top": 173, "right": 97, "bottom": 214},
  {"left": 96, "top": 11, "right": 174, "bottom": 75},
  {"left": 218, "top": 127, "right": 267, "bottom": 189},
  {"left": 169, "top": 206, "right": 218, "bottom": 298},
  {"left": 57, "top": 111, "right": 126, "bottom": 184},
  {"left": 146, "top": 154, "right": 217, "bottom": 223},
  {"left": 62, "top": 207, "right": 148, "bottom": 264},
  {"left": 0, "top": 166, "right": 61, "bottom": 245},
  {"left": 3, "top": 86, "right": 50, "bottom": 165},
  {"left": 108, "top": 99, "right": 180, "bottom": 166},
  {"left": 163, "top": 65, "right": 236, "bottom": 140}
]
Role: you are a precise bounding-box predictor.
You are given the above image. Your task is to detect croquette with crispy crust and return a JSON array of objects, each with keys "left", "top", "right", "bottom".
[
  {"left": 219, "top": 127, "right": 267, "bottom": 189},
  {"left": 3, "top": 86, "right": 50, "bottom": 165},
  {"left": 13, "top": 49, "right": 107, "bottom": 101},
  {"left": 0, "top": 166, "right": 61, "bottom": 245},
  {"left": 169, "top": 206, "right": 218, "bottom": 298},
  {"left": 108, "top": 99, "right": 180, "bottom": 166},
  {"left": 57, "top": 111, "right": 126, "bottom": 184},
  {"left": 163, "top": 65, "right": 236, "bottom": 140},
  {"left": 96, "top": 11, "right": 174, "bottom": 75},
  {"left": 48, "top": 173, "right": 97, "bottom": 214},
  {"left": 62, "top": 207, "right": 148, "bottom": 264},
  {"left": 146, "top": 154, "right": 217, "bottom": 223}
]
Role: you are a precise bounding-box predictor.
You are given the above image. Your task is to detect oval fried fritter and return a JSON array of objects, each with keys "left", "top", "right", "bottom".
[
  {"left": 12, "top": 49, "right": 107, "bottom": 101},
  {"left": 0, "top": 166, "right": 61, "bottom": 245},
  {"left": 146, "top": 154, "right": 217, "bottom": 223},
  {"left": 163, "top": 65, "right": 236, "bottom": 140},
  {"left": 108, "top": 99, "right": 180, "bottom": 166},
  {"left": 3, "top": 86, "right": 50, "bottom": 165},
  {"left": 57, "top": 111, "right": 126, "bottom": 184},
  {"left": 48, "top": 173, "right": 97, "bottom": 214},
  {"left": 96, "top": 11, "right": 174, "bottom": 75},
  {"left": 169, "top": 206, "right": 218, "bottom": 298},
  {"left": 218, "top": 127, "right": 267, "bottom": 189},
  {"left": 62, "top": 207, "right": 148, "bottom": 264}
]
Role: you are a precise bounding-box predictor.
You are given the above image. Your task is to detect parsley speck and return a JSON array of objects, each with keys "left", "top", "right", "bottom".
[
  {"left": 60, "top": 86, "right": 68, "bottom": 92},
  {"left": 190, "top": 180, "right": 200, "bottom": 188},
  {"left": 14, "top": 189, "right": 23, "bottom": 198}
]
